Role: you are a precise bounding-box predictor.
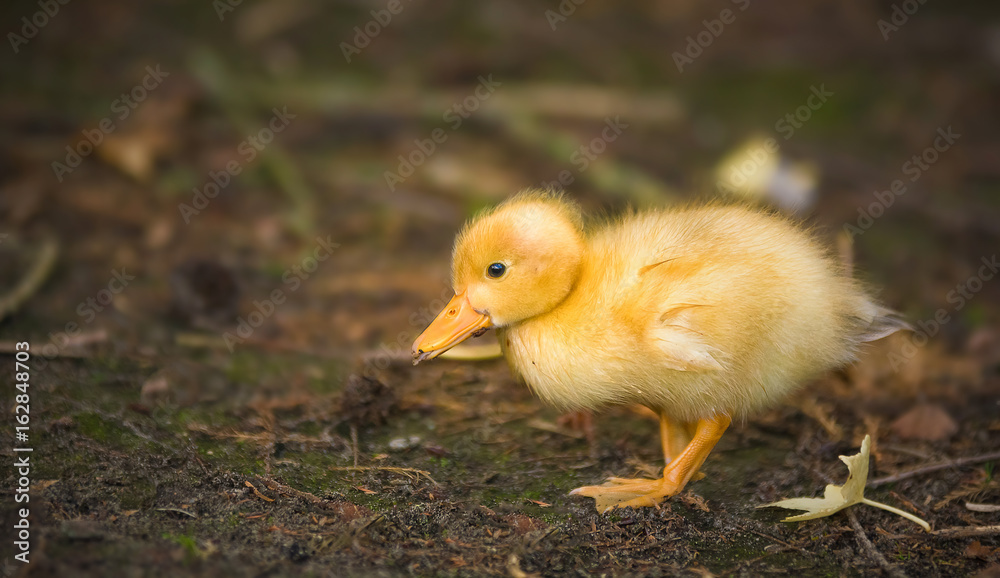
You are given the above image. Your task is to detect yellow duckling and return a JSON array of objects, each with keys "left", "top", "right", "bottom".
[{"left": 412, "top": 191, "right": 907, "bottom": 512}]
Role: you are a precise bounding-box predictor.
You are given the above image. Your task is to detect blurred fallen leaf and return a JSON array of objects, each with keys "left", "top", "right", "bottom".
[
  {"left": 760, "top": 435, "right": 931, "bottom": 531},
  {"left": 526, "top": 499, "right": 551, "bottom": 508},
  {"left": 144, "top": 216, "right": 175, "bottom": 250},
  {"left": 964, "top": 540, "right": 997, "bottom": 559},
  {"left": 890, "top": 404, "right": 958, "bottom": 441},
  {"left": 98, "top": 132, "right": 159, "bottom": 182},
  {"left": 354, "top": 485, "right": 377, "bottom": 495}
]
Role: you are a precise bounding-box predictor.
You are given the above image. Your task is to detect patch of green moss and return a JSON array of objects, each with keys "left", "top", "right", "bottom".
[
  {"left": 76, "top": 413, "right": 135, "bottom": 446},
  {"left": 162, "top": 531, "right": 200, "bottom": 564}
]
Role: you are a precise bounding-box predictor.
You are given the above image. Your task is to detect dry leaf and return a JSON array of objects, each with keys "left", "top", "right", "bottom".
[
  {"left": 760, "top": 435, "right": 930, "bottom": 531},
  {"left": 526, "top": 499, "right": 551, "bottom": 508},
  {"left": 354, "top": 485, "right": 377, "bottom": 495},
  {"left": 965, "top": 540, "right": 997, "bottom": 559},
  {"left": 890, "top": 404, "right": 958, "bottom": 441}
]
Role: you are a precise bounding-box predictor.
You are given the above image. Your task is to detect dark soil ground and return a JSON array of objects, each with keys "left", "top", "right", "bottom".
[{"left": 1, "top": 1, "right": 999, "bottom": 576}]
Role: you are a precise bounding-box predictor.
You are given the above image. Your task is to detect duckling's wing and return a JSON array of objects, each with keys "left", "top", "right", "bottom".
[
  {"left": 650, "top": 302, "right": 725, "bottom": 372},
  {"left": 629, "top": 256, "right": 727, "bottom": 373}
]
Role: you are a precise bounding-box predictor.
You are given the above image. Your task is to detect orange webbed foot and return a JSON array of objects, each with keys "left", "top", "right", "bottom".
[
  {"left": 571, "top": 413, "right": 731, "bottom": 512},
  {"left": 570, "top": 476, "right": 683, "bottom": 512}
]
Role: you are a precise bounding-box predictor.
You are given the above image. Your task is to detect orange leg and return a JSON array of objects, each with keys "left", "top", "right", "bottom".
[
  {"left": 571, "top": 413, "right": 731, "bottom": 512},
  {"left": 661, "top": 414, "right": 705, "bottom": 481},
  {"left": 661, "top": 414, "right": 696, "bottom": 463}
]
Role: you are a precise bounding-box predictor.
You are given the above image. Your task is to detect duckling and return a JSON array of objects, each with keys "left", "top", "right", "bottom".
[{"left": 412, "top": 191, "right": 907, "bottom": 512}]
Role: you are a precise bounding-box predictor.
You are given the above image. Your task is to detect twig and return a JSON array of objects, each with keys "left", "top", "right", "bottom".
[
  {"left": 928, "top": 525, "right": 1000, "bottom": 539},
  {"left": 0, "top": 330, "right": 107, "bottom": 358},
  {"left": 244, "top": 480, "right": 275, "bottom": 502},
  {"left": 187, "top": 438, "right": 211, "bottom": 476},
  {"left": 747, "top": 528, "right": 810, "bottom": 555},
  {"left": 0, "top": 235, "right": 59, "bottom": 321},
  {"left": 257, "top": 476, "right": 325, "bottom": 505},
  {"left": 156, "top": 507, "right": 198, "bottom": 518},
  {"left": 869, "top": 450, "right": 1000, "bottom": 487},
  {"left": 846, "top": 509, "right": 907, "bottom": 578},
  {"left": 330, "top": 466, "right": 439, "bottom": 486}
]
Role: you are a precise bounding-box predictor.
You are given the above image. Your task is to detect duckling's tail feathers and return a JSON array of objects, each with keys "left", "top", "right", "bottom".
[{"left": 856, "top": 306, "right": 913, "bottom": 343}]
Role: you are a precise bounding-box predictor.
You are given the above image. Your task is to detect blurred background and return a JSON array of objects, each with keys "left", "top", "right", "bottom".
[{"left": 1, "top": 1, "right": 998, "bottom": 576}]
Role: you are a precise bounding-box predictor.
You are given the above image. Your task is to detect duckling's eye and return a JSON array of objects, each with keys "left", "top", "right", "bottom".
[{"left": 486, "top": 262, "right": 506, "bottom": 279}]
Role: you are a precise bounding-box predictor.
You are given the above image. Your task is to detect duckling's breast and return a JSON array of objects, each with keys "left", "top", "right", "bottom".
[{"left": 498, "top": 319, "right": 707, "bottom": 417}]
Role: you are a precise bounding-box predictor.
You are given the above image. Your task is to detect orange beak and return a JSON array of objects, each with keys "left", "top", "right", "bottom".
[{"left": 412, "top": 291, "right": 492, "bottom": 365}]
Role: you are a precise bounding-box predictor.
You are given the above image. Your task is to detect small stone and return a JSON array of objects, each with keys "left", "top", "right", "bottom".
[{"left": 388, "top": 436, "right": 421, "bottom": 451}]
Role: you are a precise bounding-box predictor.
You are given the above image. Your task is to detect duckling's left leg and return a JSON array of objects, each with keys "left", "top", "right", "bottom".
[
  {"left": 571, "top": 414, "right": 731, "bottom": 512},
  {"left": 661, "top": 415, "right": 705, "bottom": 481}
]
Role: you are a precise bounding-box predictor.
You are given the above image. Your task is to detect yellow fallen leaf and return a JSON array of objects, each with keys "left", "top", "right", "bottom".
[{"left": 760, "top": 435, "right": 930, "bottom": 531}]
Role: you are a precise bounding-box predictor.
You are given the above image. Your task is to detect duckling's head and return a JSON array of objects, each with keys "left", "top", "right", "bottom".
[{"left": 412, "top": 191, "right": 584, "bottom": 363}]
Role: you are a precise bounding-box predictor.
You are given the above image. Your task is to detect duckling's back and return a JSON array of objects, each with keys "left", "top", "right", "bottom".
[{"left": 506, "top": 204, "right": 906, "bottom": 421}]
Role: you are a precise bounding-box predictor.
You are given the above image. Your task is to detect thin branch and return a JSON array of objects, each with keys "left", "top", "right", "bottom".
[
  {"left": 257, "top": 476, "right": 326, "bottom": 506},
  {"left": 869, "top": 450, "right": 1000, "bottom": 487},
  {"left": 846, "top": 509, "right": 907, "bottom": 578},
  {"left": 330, "top": 466, "right": 439, "bottom": 486},
  {"left": 0, "top": 235, "right": 59, "bottom": 321},
  {"left": 929, "top": 525, "right": 1000, "bottom": 539}
]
